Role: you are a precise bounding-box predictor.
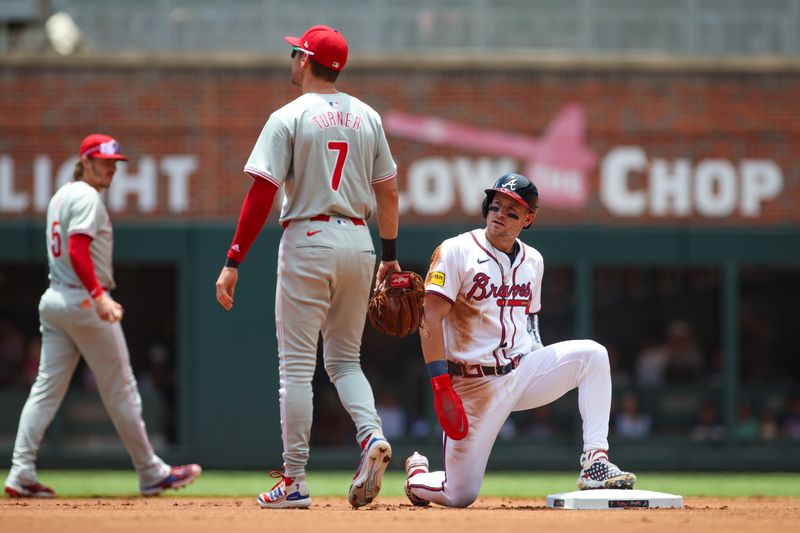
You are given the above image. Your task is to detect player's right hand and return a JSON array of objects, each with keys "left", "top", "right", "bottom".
[
  {"left": 94, "top": 293, "right": 124, "bottom": 323},
  {"left": 215, "top": 266, "right": 238, "bottom": 311},
  {"left": 430, "top": 374, "right": 469, "bottom": 440}
]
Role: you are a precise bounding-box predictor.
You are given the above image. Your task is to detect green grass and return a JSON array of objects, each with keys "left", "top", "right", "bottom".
[{"left": 2, "top": 470, "right": 799, "bottom": 498}]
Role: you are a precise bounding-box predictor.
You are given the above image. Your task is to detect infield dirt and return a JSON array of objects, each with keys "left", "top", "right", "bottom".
[{"left": 1, "top": 496, "right": 797, "bottom": 532}]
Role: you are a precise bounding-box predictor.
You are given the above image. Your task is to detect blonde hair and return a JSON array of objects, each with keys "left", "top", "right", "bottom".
[{"left": 72, "top": 159, "right": 85, "bottom": 181}]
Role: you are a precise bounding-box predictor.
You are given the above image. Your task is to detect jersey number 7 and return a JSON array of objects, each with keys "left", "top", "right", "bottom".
[{"left": 327, "top": 141, "right": 349, "bottom": 191}]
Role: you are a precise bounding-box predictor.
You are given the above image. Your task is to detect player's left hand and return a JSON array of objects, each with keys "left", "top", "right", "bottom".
[
  {"left": 374, "top": 260, "right": 401, "bottom": 292},
  {"left": 215, "top": 266, "right": 239, "bottom": 311}
]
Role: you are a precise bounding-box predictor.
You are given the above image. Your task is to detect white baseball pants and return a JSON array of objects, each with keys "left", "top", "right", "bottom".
[{"left": 407, "top": 339, "right": 611, "bottom": 507}]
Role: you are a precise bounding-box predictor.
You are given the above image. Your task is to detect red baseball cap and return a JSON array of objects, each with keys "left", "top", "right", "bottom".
[
  {"left": 284, "top": 25, "right": 348, "bottom": 71},
  {"left": 78, "top": 134, "right": 128, "bottom": 161}
]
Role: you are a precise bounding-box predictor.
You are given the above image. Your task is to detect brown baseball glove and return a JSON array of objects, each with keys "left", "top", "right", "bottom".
[{"left": 367, "top": 271, "right": 425, "bottom": 337}]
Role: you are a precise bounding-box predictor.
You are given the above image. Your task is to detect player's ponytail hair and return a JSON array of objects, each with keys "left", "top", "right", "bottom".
[{"left": 72, "top": 159, "right": 84, "bottom": 181}]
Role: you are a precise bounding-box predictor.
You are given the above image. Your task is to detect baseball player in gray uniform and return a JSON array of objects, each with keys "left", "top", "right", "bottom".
[
  {"left": 215, "top": 25, "right": 399, "bottom": 509},
  {"left": 4, "top": 134, "right": 201, "bottom": 498},
  {"left": 403, "top": 173, "right": 636, "bottom": 508}
]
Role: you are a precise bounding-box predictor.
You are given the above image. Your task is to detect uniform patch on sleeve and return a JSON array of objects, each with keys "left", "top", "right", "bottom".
[{"left": 427, "top": 271, "right": 445, "bottom": 287}]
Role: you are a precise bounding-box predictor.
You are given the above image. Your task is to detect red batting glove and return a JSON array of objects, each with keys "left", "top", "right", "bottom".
[{"left": 430, "top": 374, "right": 469, "bottom": 440}]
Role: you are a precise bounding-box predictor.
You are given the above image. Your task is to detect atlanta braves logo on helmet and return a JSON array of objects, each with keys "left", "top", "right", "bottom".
[{"left": 501, "top": 177, "right": 519, "bottom": 191}]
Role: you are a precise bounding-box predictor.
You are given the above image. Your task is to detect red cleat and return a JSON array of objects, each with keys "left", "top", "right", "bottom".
[
  {"left": 140, "top": 464, "right": 202, "bottom": 496},
  {"left": 5, "top": 481, "right": 56, "bottom": 498}
]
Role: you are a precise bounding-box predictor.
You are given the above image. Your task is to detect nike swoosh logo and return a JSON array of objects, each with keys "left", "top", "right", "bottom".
[
  {"left": 307, "top": 230, "right": 322, "bottom": 236},
  {"left": 478, "top": 258, "right": 490, "bottom": 264}
]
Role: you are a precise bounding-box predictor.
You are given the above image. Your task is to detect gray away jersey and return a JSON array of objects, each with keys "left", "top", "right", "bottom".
[
  {"left": 46, "top": 181, "right": 116, "bottom": 290},
  {"left": 244, "top": 92, "right": 397, "bottom": 224}
]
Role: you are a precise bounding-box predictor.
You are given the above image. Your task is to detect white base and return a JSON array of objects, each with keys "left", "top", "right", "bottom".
[{"left": 546, "top": 489, "right": 683, "bottom": 509}]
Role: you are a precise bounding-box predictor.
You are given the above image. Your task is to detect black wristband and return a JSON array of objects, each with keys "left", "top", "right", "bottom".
[
  {"left": 380, "top": 238, "right": 397, "bottom": 261},
  {"left": 225, "top": 257, "right": 240, "bottom": 268}
]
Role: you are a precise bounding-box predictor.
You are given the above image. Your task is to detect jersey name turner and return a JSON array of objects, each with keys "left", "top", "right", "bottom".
[{"left": 311, "top": 111, "right": 362, "bottom": 131}]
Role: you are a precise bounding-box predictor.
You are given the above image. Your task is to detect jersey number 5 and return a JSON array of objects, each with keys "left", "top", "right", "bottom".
[
  {"left": 327, "top": 141, "right": 349, "bottom": 191},
  {"left": 51, "top": 221, "right": 62, "bottom": 257}
]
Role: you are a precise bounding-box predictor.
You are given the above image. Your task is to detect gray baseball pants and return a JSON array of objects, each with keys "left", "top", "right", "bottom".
[
  {"left": 275, "top": 216, "right": 383, "bottom": 478},
  {"left": 5, "top": 286, "right": 169, "bottom": 489}
]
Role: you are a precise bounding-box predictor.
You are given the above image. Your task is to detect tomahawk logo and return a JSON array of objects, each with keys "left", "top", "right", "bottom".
[
  {"left": 501, "top": 177, "right": 518, "bottom": 191},
  {"left": 384, "top": 103, "right": 596, "bottom": 209},
  {"left": 383, "top": 105, "right": 785, "bottom": 219}
]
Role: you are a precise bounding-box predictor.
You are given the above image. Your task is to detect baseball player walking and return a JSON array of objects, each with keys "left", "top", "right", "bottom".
[
  {"left": 404, "top": 173, "right": 636, "bottom": 508},
  {"left": 4, "top": 134, "right": 201, "bottom": 498},
  {"left": 215, "top": 25, "right": 399, "bottom": 509}
]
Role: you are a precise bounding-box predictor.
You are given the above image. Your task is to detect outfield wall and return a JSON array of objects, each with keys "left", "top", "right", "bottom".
[{"left": 2, "top": 54, "right": 799, "bottom": 226}]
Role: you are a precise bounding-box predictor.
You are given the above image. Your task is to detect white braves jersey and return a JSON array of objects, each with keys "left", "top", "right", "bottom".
[
  {"left": 425, "top": 229, "right": 544, "bottom": 367},
  {"left": 244, "top": 91, "right": 397, "bottom": 225},
  {"left": 46, "top": 181, "right": 115, "bottom": 290}
]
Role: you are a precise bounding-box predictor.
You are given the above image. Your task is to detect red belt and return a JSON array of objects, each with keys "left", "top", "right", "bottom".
[
  {"left": 50, "top": 281, "right": 110, "bottom": 291},
  {"left": 282, "top": 214, "right": 366, "bottom": 229}
]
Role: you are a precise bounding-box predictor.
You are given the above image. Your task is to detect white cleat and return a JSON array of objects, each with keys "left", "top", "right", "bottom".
[
  {"left": 404, "top": 451, "right": 430, "bottom": 507},
  {"left": 348, "top": 433, "right": 392, "bottom": 508},
  {"left": 257, "top": 471, "right": 311, "bottom": 509}
]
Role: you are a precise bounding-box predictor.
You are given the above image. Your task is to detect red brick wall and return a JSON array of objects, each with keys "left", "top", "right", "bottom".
[{"left": 1, "top": 59, "right": 798, "bottom": 226}]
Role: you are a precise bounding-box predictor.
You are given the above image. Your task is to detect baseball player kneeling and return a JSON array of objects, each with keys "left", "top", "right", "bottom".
[{"left": 404, "top": 173, "right": 636, "bottom": 508}]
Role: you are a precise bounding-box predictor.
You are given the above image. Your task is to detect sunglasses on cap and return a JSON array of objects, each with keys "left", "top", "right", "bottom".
[
  {"left": 81, "top": 139, "right": 124, "bottom": 158},
  {"left": 291, "top": 47, "right": 304, "bottom": 59},
  {"left": 97, "top": 140, "right": 121, "bottom": 155}
]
